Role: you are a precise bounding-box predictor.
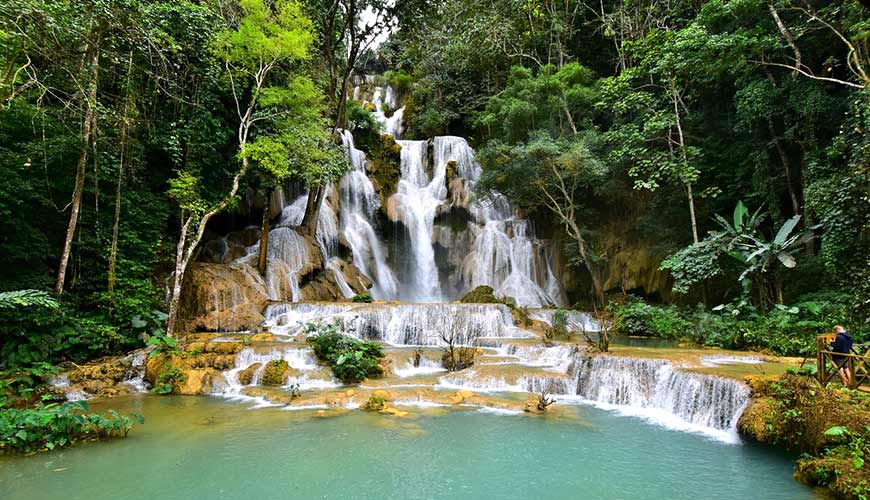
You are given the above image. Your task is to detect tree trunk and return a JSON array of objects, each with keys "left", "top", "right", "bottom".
[
  {"left": 108, "top": 52, "right": 135, "bottom": 295},
  {"left": 301, "top": 185, "right": 324, "bottom": 236},
  {"left": 56, "top": 43, "right": 99, "bottom": 297},
  {"left": 258, "top": 204, "right": 270, "bottom": 276},
  {"left": 165, "top": 216, "right": 192, "bottom": 337},
  {"left": 687, "top": 182, "right": 699, "bottom": 244},
  {"left": 569, "top": 221, "right": 605, "bottom": 305},
  {"left": 107, "top": 158, "right": 123, "bottom": 294},
  {"left": 767, "top": 119, "right": 801, "bottom": 216}
]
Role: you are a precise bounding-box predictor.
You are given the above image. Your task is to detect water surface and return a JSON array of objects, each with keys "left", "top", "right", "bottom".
[{"left": 0, "top": 395, "right": 818, "bottom": 500}]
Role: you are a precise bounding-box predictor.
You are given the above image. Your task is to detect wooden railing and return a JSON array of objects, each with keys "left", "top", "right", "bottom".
[{"left": 816, "top": 334, "right": 870, "bottom": 389}]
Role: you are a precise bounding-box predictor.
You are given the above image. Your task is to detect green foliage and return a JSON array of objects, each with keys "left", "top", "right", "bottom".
[
  {"left": 0, "top": 363, "right": 59, "bottom": 408},
  {"left": 212, "top": 0, "right": 312, "bottom": 69},
  {"left": 611, "top": 300, "right": 689, "bottom": 338},
  {"left": 660, "top": 240, "right": 723, "bottom": 295},
  {"left": 661, "top": 202, "right": 813, "bottom": 307},
  {"left": 306, "top": 322, "right": 384, "bottom": 384},
  {"left": 0, "top": 290, "right": 58, "bottom": 310},
  {"left": 382, "top": 70, "right": 413, "bottom": 95},
  {"left": 611, "top": 294, "right": 858, "bottom": 356},
  {"left": 363, "top": 394, "right": 386, "bottom": 411},
  {"left": 151, "top": 365, "right": 185, "bottom": 395},
  {"left": 478, "top": 64, "right": 596, "bottom": 142},
  {"left": 0, "top": 401, "right": 143, "bottom": 453},
  {"left": 351, "top": 292, "right": 373, "bottom": 303},
  {"left": 544, "top": 309, "right": 572, "bottom": 341},
  {"left": 824, "top": 426, "right": 869, "bottom": 470},
  {"left": 146, "top": 334, "right": 179, "bottom": 360}
]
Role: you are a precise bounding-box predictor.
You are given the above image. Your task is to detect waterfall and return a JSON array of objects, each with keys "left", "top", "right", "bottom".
[
  {"left": 204, "top": 300, "right": 754, "bottom": 444},
  {"left": 338, "top": 129, "right": 399, "bottom": 299},
  {"left": 571, "top": 354, "right": 750, "bottom": 443},
  {"left": 392, "top": 140, "right": 443, "bottom": 301}
]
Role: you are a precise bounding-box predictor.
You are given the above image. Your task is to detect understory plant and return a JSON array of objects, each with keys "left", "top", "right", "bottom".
[
  {"left": 306, "top": 322, "right": 384, "bottom": 384},
  {"left": 544, "top": 309, "right": 572, "bottom": 343},
  {"left": 610, "top": 293, "right": 858, "bottom": 356},
  {"left": 0, "top": 401, "right": 143, "bottom": 453},
  {"left": 151, "top": 365, "right": 186, "bottom": 395}
]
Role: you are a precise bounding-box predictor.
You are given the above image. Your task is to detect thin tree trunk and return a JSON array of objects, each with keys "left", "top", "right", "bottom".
[
  {"left": 767, "top": 119, "right": 801, "bottom": 216},
  {"left": 165, "top": 216, "right": 192, "bottom": 337},
  {"left": 258, "top": 203, "right": 270, "bottom": 276},
  {"left": 768, "top": 0, "right": 802, "bottom": 79},
  {"left": 687, "top": 182, "right": 699, "bottom": 244},
  {"left": 56, "top": 43, "right": 99, "bottom": 296},
  {"left": 568, "top": 220, "right": 605, "bottom": 305},
  {"left": 108, "top": 54, "right": 135, "bottom": 294},
  {"left": 107, "top": 157, "right": 123, "bottom": 294},
  {"left": 670, "top": 84, "right": 699, "bottom": 244}
]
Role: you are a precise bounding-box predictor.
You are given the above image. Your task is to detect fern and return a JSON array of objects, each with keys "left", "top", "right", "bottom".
[{"left": 0, "top": 290, "right": 58, "bottom": 310}]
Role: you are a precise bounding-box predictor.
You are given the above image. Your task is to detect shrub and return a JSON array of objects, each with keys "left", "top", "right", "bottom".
[
  {"left": 611, "top": 294, "right": 861, "bottom": 356},
  {"left": 151, "top": 365, "right": 185, "bottom": 395},
  {"left": 544, "top": 309, "right": 572, "bottom": 342},
  {"left": 611, "top": 300, "right": 689, "bottom": 338},
  {"left": 351, "top": 292, "right": 373, "bottom": 303},
  {"left": 383, "top": 70, "right": 413, "bottom": 95},
  {"left": 306, "top": 323, "right": 384, "bottom": 384},
  {"left": 146, "top": 333, "right": 179, "bottom": 359},
  {"left": 363, "top": 394, "right": 385, "bottom": 411},
  {"left": 0, "top": 401, "right": 143, "bottom": 453}
]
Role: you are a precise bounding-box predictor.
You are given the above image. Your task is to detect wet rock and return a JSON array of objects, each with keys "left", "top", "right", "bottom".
[
  {"left": 178, "top": 262, "right": 269, "bottom": 333},
  {"left": 237, "top": 363, "right": 262, "bottom": 386},
  {"left": 458, "top": 286, "right": 500, "bottom": 304},
  {"left": 261, "top": 360, "right": 293, "bottom": 386},
  {"left": 380, "top": 407, "right": 410, "bottom": 418},
  {"left": 363, "top": 394, "right": 386, "bottom": 411},
  {"left": 446, "top": 390, "right": 475, "bottom": 405}
]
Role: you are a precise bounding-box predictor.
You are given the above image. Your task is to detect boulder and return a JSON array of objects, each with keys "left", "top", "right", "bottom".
[
  {"left": 178, "top": 262, "right": 269, "bottom": 333},
  {"left": 261, "top": 360, "right": 294, "bottom": 386},
  {"left": 237, "top": 363, "right": 262, "bottom": 386}
]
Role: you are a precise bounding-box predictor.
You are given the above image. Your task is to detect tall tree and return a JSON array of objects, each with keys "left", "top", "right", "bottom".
[{"left": 165, "top": 0, "right": 315, "bottom": 336}]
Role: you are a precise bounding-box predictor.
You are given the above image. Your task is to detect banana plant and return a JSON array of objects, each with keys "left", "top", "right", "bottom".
[{"left": 716, "top": 202, "right": 813, "bottom": 307}]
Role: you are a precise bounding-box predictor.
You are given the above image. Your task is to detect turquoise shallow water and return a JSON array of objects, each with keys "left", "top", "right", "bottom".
[{"left": 0, "top": 395, "right": 818, "bottom": 500}]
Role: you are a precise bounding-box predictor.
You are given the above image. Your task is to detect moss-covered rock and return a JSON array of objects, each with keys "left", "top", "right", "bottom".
[
  {"left": 261, "top": 360, "right": 290, "bottom": 386},
  {"left": 796, "top": 448, "right": 870, "bottom": 499},
  {"left": 739, "top": 374, "right": 870, "bottom": 499},
  {"left": 458, "top": 286, "right": 500, "bottom": 304},
  {"left": 363, "top": 394, "right": 386, "bottom": 411},
  {"left": 237, "top": 363, "right": 262, "bottom": 386},
  {"left": 738, "top": 374, "right": 870, "bottom": 452},
  {"left": 363, "top": 133, "right": 402, "bottom": 204}
]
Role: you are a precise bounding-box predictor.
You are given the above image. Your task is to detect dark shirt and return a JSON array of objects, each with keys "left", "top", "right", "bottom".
[{"left": 831, "top": 331, "right": 853, "bottom": 361}]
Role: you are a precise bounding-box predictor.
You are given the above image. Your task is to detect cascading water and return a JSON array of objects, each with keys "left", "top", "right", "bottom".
[
  {"left": 570, "top": 354, "right": 750, "bottom": 443},
  {"left": 392, "top": 140, "right": 444, "bottom": 301},
  {"left": 338, "top": 129, "right": 398, "bottom": 299},
  {"left": 185, "top": 75, "right": 755, "bottom": 447}
]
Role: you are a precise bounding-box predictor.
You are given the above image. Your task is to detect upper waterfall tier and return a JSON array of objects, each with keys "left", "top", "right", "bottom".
[
  {"left": 339, "top": 76, "right": 567, "bottom": 306},
  {"left": 189, "top": 76, "right": 566, "bottom": 324}
]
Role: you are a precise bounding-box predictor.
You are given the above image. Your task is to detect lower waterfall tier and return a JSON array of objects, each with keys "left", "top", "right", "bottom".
[{"left": 53, "top": 302, "right": 757, "bottom": 444}]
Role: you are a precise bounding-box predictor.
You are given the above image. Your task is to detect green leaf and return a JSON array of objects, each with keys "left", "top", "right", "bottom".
[
  {"left": 854, "top": 456, "right": 864, "bottom": 469},
  {"left": 824, "top": 426, "right": 849, "bottom": 437},
  {"left": 733, "top": 201, "right": 748, "bottom": 231},
  {"left": 774, "top": 215, "right": 801, "bottom": 246},
  {"left": 131, "top": 316, "right": 147, "bottom": 329}
]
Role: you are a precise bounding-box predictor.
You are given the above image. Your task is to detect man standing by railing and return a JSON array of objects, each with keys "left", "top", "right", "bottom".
[{"left": 831, "top": 325, "right": 854, "bottom": 387}]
